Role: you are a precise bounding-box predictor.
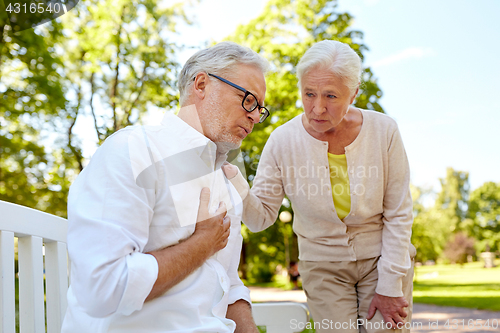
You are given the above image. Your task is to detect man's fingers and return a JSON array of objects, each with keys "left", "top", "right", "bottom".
[
  {"left": 197, "top": 189, "right": 228, "bottom": 226},
  {"left": 214, "top": 201, "right": 227, "bottom": 218},
  {"left": 398, "top": 308, "right": 408, "bottom": 318},
  {"left": 197, "top": 187, "right": 211, "bottom": 220},
  {"left": 199, "top": 187, "right": 210, "bottom": 201},
  {"left": 223, "top": 216, "right": 231, "bottom": 232}
]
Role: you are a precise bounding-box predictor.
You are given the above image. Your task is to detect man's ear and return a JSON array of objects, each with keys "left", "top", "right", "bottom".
[{"left": 193, "top": 72, "right": 209, "bottom": 100}]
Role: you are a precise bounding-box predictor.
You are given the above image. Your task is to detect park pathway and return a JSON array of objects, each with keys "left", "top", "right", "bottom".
[{"left": 249, "top": 287, "right": 500, "bottom": 332}]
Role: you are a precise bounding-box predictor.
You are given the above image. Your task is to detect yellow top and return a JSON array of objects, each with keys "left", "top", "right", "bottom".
[{"left": 328, "top": 152, "right": 351, "bottom": 220}]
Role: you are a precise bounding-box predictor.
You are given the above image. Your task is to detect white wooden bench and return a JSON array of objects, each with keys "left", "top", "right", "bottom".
[
  {"left": 252, "top": 302, "right": 309, "bottom": 333},
  {"left": 0, "top": 200, "right": 309, "bottom": 332},
  {"left": 1, "top": 200, "right": 68, "bottom": 333}
]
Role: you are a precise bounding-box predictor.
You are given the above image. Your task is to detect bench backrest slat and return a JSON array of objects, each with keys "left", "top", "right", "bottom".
[
  {"left": 18, "top": 235, "right": 46, "bottom": 333},
  {"left": 1, "top": 201, "right": 68, "bottom": 332},
  {"left": 0, "top": 231, "right": 16, "bottom": 332},
  {"left": 252, "top": 302, "right": 310, "bottom": 333},
  {"left": 45, "top": 241, "right": 69, "bottom": 333}
]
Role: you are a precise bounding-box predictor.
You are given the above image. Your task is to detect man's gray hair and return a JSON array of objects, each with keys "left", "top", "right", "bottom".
[
  {"left": 178, "top": 41, "right": 269, "bottom": 106},
  {"left": 297, "top": 40, "right": 361, "bottom": 94}
]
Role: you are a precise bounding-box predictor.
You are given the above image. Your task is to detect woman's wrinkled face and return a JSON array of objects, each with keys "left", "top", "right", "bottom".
[{"left": 301, "top": 67, "right": 357, "bottom": 136}]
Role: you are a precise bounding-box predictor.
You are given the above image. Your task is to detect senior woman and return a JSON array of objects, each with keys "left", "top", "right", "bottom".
[{"left": 224, "top": 40, "right": 416, "bottom": 333}]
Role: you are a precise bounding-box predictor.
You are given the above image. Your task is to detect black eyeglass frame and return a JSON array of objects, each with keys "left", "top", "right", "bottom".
[{"left": 204, "top": 73, "right": 270, "bottom": 123}]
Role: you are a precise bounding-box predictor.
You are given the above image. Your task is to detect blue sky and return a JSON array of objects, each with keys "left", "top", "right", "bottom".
[{"left": 163, "top": 0, "right": 499, "bottom": 192}]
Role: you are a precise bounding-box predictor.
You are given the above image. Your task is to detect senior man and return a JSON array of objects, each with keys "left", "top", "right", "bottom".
[{"left": 61, "top": 42, "right": 269, "bottom": 333}]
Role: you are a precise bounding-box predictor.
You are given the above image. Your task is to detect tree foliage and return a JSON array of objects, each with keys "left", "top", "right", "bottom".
[
  {"left": 58, "top": 0, "right": 188, "bottom": 165},
  {"left": 411, "top": 168, "right": 472, "bottom": 263},
  {"left": 1, "top": 0, "right": 190, "bottom": 216},
  {"left": 411, "top": 185, "right": 440, "bottom": 263},
  {"left": 466, "top": 182, "right": 500, "bottom": 252},
  {"left": 1, "top": 6, "right": 68, "bottom": 215},
  {"left": 436, "top": 168, "right": 470, "bottom": 231},
  {"left": 443, "top": 232, "right": 476, "bottom": 265}
]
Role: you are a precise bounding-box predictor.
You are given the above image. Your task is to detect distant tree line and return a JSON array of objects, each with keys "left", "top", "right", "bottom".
[{"left": 412, "top": 168, "right": 500, "bottom": 265}]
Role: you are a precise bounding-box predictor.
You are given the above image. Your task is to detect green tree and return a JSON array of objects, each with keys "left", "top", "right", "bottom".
[
  {"left": 412, "top": 168, "right": 471, "bottom": 262},
  {"left": 1, "top": 0, "right": 191, "bottom": 216},
  {"left": 1, "top": 5, "right": 68, "bottom": 215},
  {"left": 443, "top": 232, "right": 476, "bottom": 265},
  {"left": 411, "top": 185, "right": 440, "bottom": 263},
  {"left": 225, "top": 0, "right": 384, "bottom": 281},
  {"left": 466, "top": 181, "right": 500, "bottom": 253},
  {"left": 57, "top": 0, "right": 189, "bottom": 165},
  {"left": 436, "top": 167, "right": 470, "bottom": 231},
  {"left": 242, "top": 216, "right": 286, "bottom": 283},
  {"left": 433, "top": 168, "right": 470, "bottom": 260}
]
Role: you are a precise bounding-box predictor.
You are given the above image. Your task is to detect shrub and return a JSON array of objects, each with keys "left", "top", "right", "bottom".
[{"left": 443, "top": 232, "right": 476, "bottom": 264}]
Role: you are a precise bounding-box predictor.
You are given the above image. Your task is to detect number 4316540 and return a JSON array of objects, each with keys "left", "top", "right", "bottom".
[
  {"left": 444, "top": 319, "right": 498, "bottom": 329},
  {"left": 5, "top": 2, "right": 66, "bottom": 14}
]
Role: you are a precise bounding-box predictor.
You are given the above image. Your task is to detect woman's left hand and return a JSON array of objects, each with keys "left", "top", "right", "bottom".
[
  {"left": 222, "top": 162, "right": 239, "bottom": 179},
  {"left": 367, "top": 293, "right": 409, "bottom": 329}
]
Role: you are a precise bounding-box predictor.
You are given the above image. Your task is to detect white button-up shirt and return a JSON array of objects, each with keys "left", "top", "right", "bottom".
[{"left": 62, "top": 112, "right": 250, "bottom": 333}]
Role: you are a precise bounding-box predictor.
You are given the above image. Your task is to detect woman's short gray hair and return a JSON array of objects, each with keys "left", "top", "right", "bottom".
[
  {"left": 178, "top": 41, "right": 269, "bottom": 106},
  {"left": 297, "top": 40, "right": 362, "bottom": 94}
]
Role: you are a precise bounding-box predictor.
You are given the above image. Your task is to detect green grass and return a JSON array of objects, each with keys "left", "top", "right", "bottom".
[
  {"left": 253, "top": 261, "right": 500, "bottom": 333},
  {"left": 249, "top": 262, "right": 500, "bottom": 312},
  {"left": 245, "top": 273, "right": 302, "bottom": 290},
  {"left": 413, "top": 260, "right": 500, "bottom": 311}
]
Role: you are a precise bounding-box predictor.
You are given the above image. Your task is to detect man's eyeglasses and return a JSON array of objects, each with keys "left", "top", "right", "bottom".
[{"left": 206, "top": 73, "right": 270, "bottom": 123}]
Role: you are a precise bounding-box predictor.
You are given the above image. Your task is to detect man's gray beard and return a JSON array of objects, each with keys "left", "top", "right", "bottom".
[
  {"left": 215, "top": 141, "right": 240, "bottom": 155},
  {"left": 204, "top": 88, "right": 242, "bottom": 156}
]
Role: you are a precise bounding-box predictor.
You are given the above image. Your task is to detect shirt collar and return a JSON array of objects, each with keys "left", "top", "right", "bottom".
[{"left": 160, "top": 111, "right": 228, "bottom": 170}]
